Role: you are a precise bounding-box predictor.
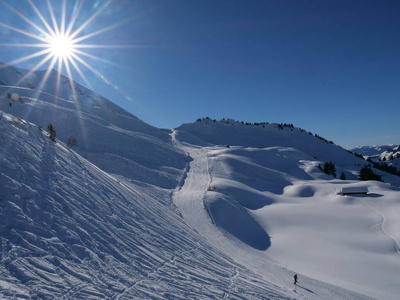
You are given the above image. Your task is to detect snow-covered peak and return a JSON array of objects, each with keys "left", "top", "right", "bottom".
[
  {"left": 351, "top": 144, "right": 399, "bottom": 157},
  {"left": 351, "top": 144, "right": 400, "bottom": 167},
  {"left": 0, "top": 62, "right": 128, "bottom": 116},
  {"left": 0, "top": 64, "right": 189, "bottom": 188}
]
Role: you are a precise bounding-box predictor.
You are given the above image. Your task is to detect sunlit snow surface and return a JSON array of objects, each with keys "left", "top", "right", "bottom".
[
  {"left": 0, "top": 112, "right": 291, "bottom": 299},
  {"left": 0, "top": 64, "right": 188, "bottom": 189},
  {"left": 1, "top": 65, "right": 399, "bottom": 299},
  {"left": 174, "top": 120, "right": 400, "bottom": 300}
]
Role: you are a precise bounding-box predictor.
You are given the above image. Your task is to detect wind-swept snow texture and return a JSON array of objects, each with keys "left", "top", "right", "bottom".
[
  {"left": 174, "top": 119, "right": 400, "bottom": 300},
  {"left": 0, "top": 64, "right": 395, "bottom": 300},
  {"left": 0, "top": 111, "right": 374, "bottom": 300},
  {"left": 1, "top": 111, "right": 299, "bottom": 299},
  {"left": 0, "top": 64, "right": 188, "bottom": 189}
]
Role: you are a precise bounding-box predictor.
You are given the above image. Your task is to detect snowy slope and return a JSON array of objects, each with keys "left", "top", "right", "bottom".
[
  {"left": 1, "top": 111, "right": 301, "bottom": 299},
  {"left": 1, "top": 64, "right": 396, "bottom": 299},
  {"left": 0, "top": 111, "right": 375, "bottom": 300},
  {"left": 173, "top": 119, "right": 400, "bottom": 300},
  {"left": 0, "top": 63, "right": 189, "bottom": 189},
  {"left": 177, "top": 119, "right": 400, "bottom": 186}
]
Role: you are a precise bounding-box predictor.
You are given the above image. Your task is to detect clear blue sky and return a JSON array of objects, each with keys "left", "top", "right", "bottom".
[{"left": 1, "top": 0, "right": 400, "bottom": 149}]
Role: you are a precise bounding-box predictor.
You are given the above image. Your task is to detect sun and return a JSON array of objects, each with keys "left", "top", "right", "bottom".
[
  {"left": 49, "top": 34, "right": 75, "bottom": 59},
  {"left": 0, "top": 0, "right": 133, "bottom": 101}
]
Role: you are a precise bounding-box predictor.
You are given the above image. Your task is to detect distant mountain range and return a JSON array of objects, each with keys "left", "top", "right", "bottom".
[{"left": 351, "top": 144, "right": 400, "bottom": 162}]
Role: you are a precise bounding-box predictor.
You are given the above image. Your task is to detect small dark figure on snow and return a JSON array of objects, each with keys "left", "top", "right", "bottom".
[{"left": 294, "top": 274, "right": 298, "bottom": 285}]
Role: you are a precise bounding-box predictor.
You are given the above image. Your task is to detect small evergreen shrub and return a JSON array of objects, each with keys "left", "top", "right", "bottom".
[
  {"left": 48, "top": 124, "right": 56, "bottom": 142},
  {"left": 359, "top": 166, "right": 383, "bottom": 182},
  {"left": 323, "top": 162, "right": 336, "bottom": 177}
]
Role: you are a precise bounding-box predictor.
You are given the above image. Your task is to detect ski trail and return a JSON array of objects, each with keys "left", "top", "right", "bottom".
[
  {"left": 171, "top": 131, "right": 209, "bottom": 223},
  {"left": 171, "top": 130, "right": 227, "bottom": 246},
  {"left": 115, "top": 245, "right": 200, "bottom": 300},
  {"left": 359, "top": 199, "right": 400, "bottom": 255},
  {"left": 223, "top": 268, "right": 239, "bottom": 299},
  {"left": 171, "top": 130, "right": 306, "bottom": 299}
]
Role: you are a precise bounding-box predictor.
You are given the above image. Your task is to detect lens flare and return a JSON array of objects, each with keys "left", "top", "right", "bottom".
[
  {"left": 11, "top": 93, "right": 20, "bottom": 101},
  {"left": 0, "top": 0, "right": 135, "bottom": 101}
]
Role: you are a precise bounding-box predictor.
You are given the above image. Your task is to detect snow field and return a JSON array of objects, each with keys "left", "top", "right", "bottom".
[
  {"left": 0, "top": 111, "right": 303, "bottom": 299},
  {"left": 173, "top": 121, "right": 400, "bottom": 300},
  {"left": 2, "top": 65, "right": 399, "bottom": 299},
  {"left": 172, "top": 133, "right": 375, "bottom": 299}
]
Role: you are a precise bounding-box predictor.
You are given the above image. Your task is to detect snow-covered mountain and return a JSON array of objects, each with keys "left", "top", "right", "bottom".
[
  {"left": 173, "top": 119, "right": 400, "bottom": 299},
  {"left": 0, "top": 63, "right": 190, "bottom": 189},
  {"left": 351, "top": 144, "right": 400, "bottom": 161},
  {"left": 1, "top": 64, "right": 400, "bottom": 299},
  {"left": 351, "top": 145, "right": 400, "bottom": 178},
  {"left": 1, "top": 111, "right": 296, "bottom": 299}
]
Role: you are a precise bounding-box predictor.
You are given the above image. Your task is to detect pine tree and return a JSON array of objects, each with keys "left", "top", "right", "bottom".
[
  {"left": 323, "top": 162, "right": 336, "bottom": 177},
  {"left": 359, "top": 166, "right": 382, "bottom": 182},
  {"left": 48, "top": 124, "right": 56, "bottom": 142}
]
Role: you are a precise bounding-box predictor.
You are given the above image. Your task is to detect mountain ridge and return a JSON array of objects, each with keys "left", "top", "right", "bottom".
[
  {"left": 0, "top": 63, "right": 189, "bottom": 189},
  {"left": 351, "top": 144, "right": 400, "bottom": 161}
]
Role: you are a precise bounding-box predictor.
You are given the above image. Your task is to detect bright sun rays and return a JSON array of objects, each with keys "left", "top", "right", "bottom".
[
  {"left": 49, "top": 34, "right": 75, "bottom": 59},
  {"left": 0, "top": 0, "right": 129, "bottom": 100}
]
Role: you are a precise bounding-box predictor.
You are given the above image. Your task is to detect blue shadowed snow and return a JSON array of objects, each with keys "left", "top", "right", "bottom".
[{"left": 207, "top": 194, "right": 271, "bottom": 250}]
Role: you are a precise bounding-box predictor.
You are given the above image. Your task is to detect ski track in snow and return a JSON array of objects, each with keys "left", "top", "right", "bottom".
[
  {"left": 171, "top": 130, "right": 215, "bottom": 231},
  {"left": 359, "top": 199, "right": 400, "bottom": 255},
  {"left": 0, "top": 112, "right": 392, "bottom": 300},
  {"left": 1, "top": 114, "right": 294, "bottom": 299},
  {"left": 171, "top": 130, "right": 375, "bottom": 300},
  {"left": 1, "top": 66, "right": 398, "bottom": 299}
]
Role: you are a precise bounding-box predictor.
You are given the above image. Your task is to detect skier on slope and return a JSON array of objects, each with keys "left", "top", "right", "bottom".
[{"left": 294, "top": 274, "right": 298, "bottom": 285}]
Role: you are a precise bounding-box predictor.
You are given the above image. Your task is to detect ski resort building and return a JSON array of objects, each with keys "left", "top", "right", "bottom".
[{"left": 340, "top": 186, "right": 369, "bottom": 196}]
